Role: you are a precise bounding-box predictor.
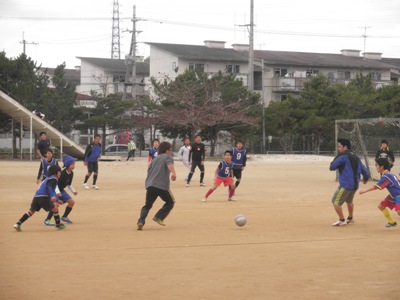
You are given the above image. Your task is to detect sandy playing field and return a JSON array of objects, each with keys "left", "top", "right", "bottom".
[{"left": 0, "top": 155, "right": 399, "bottom": 300}]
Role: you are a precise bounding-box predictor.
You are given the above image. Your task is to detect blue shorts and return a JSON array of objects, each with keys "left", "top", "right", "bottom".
[{"left": 59, "top": 190, "right": 72, "bottom": 203}]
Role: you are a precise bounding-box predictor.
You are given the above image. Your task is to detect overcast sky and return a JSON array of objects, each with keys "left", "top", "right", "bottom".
[{"left": 1, "top": 0, "right": 399, "bottom": 68}]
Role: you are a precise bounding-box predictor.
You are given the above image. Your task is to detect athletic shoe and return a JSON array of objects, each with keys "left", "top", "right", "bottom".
[
  {"left": 137, "top": 223, "right": 144, "bottom": 230},
  {"left": 346, "top": 217, "right": 355, "bottom": 224},
  {"left": 332, "top": 219, "right": 347, "bottom": 226},
  {"left": 202, "top": 197, "right": 207, "bottom": 202},
  {"left": 56, "top": 224, "right": 67, "bottom": 230},
  {"left": 83, "top": 183, "right": 89, "bottom": 190},
  {"left": 13, "top": 223, "right": 21, "bottom": 232},
  {"left": 153, "top": 217, "right": 166, "bottom": 226},
  {"left": 44, "top": 219, "right": 56, "bottom": 226},
  {"left": 200, "top": 182, "right": 206, "bottom": 187},
  {"left": 186, "top": 182, "right": 190, "bottom": 187},
  {"left": 385, "top": 222, "right": 397, "bottom": 228},
  {"left": 92, "top": 185, "right": 99, "bottom": 190},
  {"left": 61, "top": 217, "right": 73, "bottom": 224},
  {"left": 229, "top": 196, "right": 237, "bottom": 201}
]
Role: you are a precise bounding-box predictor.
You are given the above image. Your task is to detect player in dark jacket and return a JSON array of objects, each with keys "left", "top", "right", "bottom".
[
  {"left": 375, "top": 139, "right": 395, "bottom": 171},
  {"left": 186, "top": 135, "right": 206, "bottom": 187}
]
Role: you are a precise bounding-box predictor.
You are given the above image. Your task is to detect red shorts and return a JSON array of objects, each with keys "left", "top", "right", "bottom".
[
  {"left": 214, "top": 176, "right": 234, "bottom": 187},
  {"left": 380, "top": 196, "right": 400, "bottom": 211}
]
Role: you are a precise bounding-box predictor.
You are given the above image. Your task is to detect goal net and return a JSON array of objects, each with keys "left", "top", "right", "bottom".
[{"left": 335, "top": 118, "right": 400, "bottom": 181}]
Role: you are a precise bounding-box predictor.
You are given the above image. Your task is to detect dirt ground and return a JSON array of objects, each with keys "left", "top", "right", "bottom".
[{"left": 0, "top": 156, "right": 399, "bottom": 300}]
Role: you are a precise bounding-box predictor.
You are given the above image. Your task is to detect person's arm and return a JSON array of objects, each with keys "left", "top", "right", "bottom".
[
  {"left": 188, "top": 145, "right": 193, "bottom": 163},
  {"left": 389, "top": 150, "right": 395, "bottom": 163},
  {"left": 37, "top": 161, "right": 43, "bottom": 181},
  {"left": 375, "top": 150, "right": 380, "bottom": 160},
  {"left": 84, "top": 144, "right": 91, "bottom": 163},
  {"left": 243, "top": 151, "right": 247, "bottom": 169},
  {"left": 202, "top": 145, "right": 206, "bottom": 161},
  {"left": 360, "top": 161, "right": 370, "bottom": 183},
  {"left": 46, "top": 179, "right": 58, "bottom": 201},
  {"left": 359, "top": 185, "right": 378, "bottom": 195},
  {"left": 167, "top": 164, "right": 177, "bottom": 181}
]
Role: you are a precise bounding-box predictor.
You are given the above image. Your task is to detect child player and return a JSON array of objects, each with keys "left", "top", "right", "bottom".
[
  {"left": 359, "top": 158, "right": 400, "bottom": 228},
  {"left": 202, "top": 150, "right": 236, "bottom": 202},
  {"left": 148, "top": 138, "right": 160, "bottom": 165},
  {"left": 14, "top": 165, "right": 67, "bottom": 231},
  {"left": 83, "top": 134, "right": 101, "bottom": 190},
  {"left": 44, "top": 155, "right": 78, "bottom": 226},
  {"left": 36, "top": 148, "right": 58, "bottom": 184},
  {"left": 229, "top": 141, "right": 247, "bottom": 199},
  {"left": 178, "top": 138, "right": 191, "bottom": 181}
]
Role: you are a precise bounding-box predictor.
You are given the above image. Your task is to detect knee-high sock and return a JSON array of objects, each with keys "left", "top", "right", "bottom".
[
  {"left": 63, "top": 206, "right": 73, "bottom": 218},
  {"left": 235, "top": 181, "right": 240, "bottom": 188},
  {"left": 17, "top": 212, "right": 32, "bottom": 225},
  {"left": 381, "top": 208, "right": 395, "bottom": 223},
  {"left": 229, "top": 189, "right": 235, "bottom": 198},
  {"left": 46, "top": 211, "right": 53, "bottom": 220},
  {"left": 205, "top": 189, "right": 214, "bottom": 198},
  {"left": 200, "top": 172, "right": 205, "bottom": 183},
  {"left": 54, "top": 213, "right": 61, "bottom": 225},
  {"left": 93, "top": 175, "right": 98, "bottom": 185},
  {"left": 84, "top": 175, "right": 89, "bottom": 184}
]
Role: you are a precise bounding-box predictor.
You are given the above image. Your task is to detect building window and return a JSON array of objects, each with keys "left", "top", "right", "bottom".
[
  {"left": 327, "top": 72, "right": 335, "bottom": 79},
  {"left": 281, "top": 94, "right": 288, "bottom": 101},
  {"left": 337, "top": 71, "right": 351, "bottom": 79},
  {"left": 274, "top": 68, "right": 288, "bottom": 77},
  {"left": 189, "top": 62, "right": 204, "bottom": 72},
  {"left": 306, "top": 69, "right": 319, "bottom": 77},
  {"left": 370, "top": 72, "right": 381, "bottom": 80},
  {"left": 113, "top": 75, "right": 125, "bottom": 83},
  {"left": 226, "top": 64, "right": 240, "bottom": 74}
]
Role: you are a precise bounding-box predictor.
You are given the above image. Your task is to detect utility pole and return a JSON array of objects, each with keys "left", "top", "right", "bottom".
[
  {"left": 20, "top": 32, "right": 38, "bottom": 55},
  {"left": 111, "top": 0, "right": 121, "bottom": 59},
  {"left": 123, "top": 5, "right": 141, "bottom": 100},
  {"left": 248, "top": 0, "right": 254, "bottom": 90},
  {"left": 359, "top": 26, "right": 371, "bottom": 54},
  {"left": 261, "top": 58, "right": 265, "bottom": 153}
]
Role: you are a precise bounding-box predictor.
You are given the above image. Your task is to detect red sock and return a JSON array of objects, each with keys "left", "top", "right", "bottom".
[
  {"left": 205, "top": 189, "right": 213, "bottom": 198},
  {"left": 229, "top": 189, "right": 235, "bottom": 198}
]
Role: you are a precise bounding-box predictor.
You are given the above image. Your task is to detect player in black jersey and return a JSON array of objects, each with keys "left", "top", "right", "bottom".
[
  {"left": 186, "top": 135, "right": 206, "bottom": 187},
  {"left": 44, "top": 155, "right": 78, "bottom": 225}
]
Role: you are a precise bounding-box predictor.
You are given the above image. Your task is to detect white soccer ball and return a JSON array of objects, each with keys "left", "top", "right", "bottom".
[{"left": 234, "top": 214, "right": 247, "bottom": 227}]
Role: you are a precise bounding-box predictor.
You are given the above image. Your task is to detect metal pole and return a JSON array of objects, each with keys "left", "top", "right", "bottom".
[
  {"left": 30, "top": 115, "right": 33, "bottom": 161},
  {"left": 20, "top": 118, "right": 23, "bottom": 160},
  {"left": 248, "top": 0, "right": 254, "bottom": 90},
  {"left": 261, "top": 58, "right": 265, "bottom": 153}
]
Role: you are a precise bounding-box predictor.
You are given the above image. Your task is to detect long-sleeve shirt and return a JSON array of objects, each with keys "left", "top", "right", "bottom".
[
  {"left": 189, "top": 143, "right": 206, "bottom": 162},
  {"left": 84, "top": 143, "right": 102, "bottom": 162}
]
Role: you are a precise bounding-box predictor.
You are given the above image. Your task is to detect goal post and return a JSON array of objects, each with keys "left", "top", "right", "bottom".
[{"left": 335, "top": 118, "right": 400, "bottom": 180}]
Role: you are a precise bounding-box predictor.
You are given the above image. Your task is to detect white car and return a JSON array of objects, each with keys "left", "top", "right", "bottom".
[{"left": 104, "top": 144, "right": 129, "bottom": 157}]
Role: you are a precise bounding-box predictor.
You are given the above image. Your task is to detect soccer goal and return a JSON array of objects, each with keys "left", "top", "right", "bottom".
[{"left": 335, "top": 118, "right": 400, "bottom": 180}]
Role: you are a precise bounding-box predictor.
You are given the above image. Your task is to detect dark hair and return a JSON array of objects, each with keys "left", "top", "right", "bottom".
[
  {"left": 48, "top": 165, "right": 61, "bottom": 176},
  {"left": 375, "top": 158, "right": 390, "bottom": 170},
  {"left": 158, "top": 141, "right": 172, "bottom": 154},
  {"left": 236, "top": 140, "right": 244, "bottom": 145},
  {"left": 39, "top": 131, "right": 46, "bottom": 136},
  {"left": 94, "top": 133, "right": 101, "bottom": 138},
  {"left": 338, "top": 138, "right": 351, "bottom": 149},
  {"left": 153, "top": 138, "right": 160, "bottom": 143},
  {"left": 45, "top": 148, "right": 54, "bottom": 154},
  {"left": 195, "top": 134, "right": 201, "bottom": 139},
  {"left": 381, "top": 139, "right": 389, "bottom": 145},
  {"left": 224, "top": 150, "right": 233, "bottom": 156}
]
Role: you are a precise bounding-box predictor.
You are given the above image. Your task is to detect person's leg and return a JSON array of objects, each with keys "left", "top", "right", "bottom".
[
  {"left": 154, "top": 189, "right": 176, "bottom": 222},
  {"left": 92, "top": 162, "right": 99, "bottom": 188},
  {"left": 199, "top": 163, "right": 205, "bottom": 185},
  {"left": 61, "top": 195, "right": 75, "bottom": 223},
  {"left": 186, "top": 163, "right": 197, "bottom": 184},
  {"left": 331, "top": 187, "right": 347, "bottom": 225},
  {"left": 204, "top": 184, "right": 218, "bottom": 200},
  {"left": 137, "top": 187, "right": 159, "bottom": 226}
]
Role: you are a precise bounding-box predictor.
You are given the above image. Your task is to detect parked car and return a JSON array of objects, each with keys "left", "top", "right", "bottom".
[{"left": 104, "top": 144, "right": 128, "bottom": 157}]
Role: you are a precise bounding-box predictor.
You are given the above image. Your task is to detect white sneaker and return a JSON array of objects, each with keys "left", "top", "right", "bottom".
[
  {"left": 200, "top": 182, "right": 206, "bottom": 187},
  {"left": 346, "top": 217, "right": 355, "bottom": 224},
  {"left": 332, "top": 219, "right": 347, "bottom": 226},
  {"left": 186, "top": 182, "right": 190, "bottom": 187},
  {"left": 83, "top": 183, "right": 89, "bottom": 190},
  {"left": 92, "top": 185, "right": 99, "bottom": 190},
  {"left": 202, "top": 197, "right": 207, "bottom": 202}
]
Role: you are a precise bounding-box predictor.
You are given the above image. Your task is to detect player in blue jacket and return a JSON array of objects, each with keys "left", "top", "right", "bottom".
[
  {"left": 14, "top": 165, "right": 67, "bottom": 231},
  {"left": 329, "top": 138, "right": 370, "bottom": 226},
  {"left": 83, "top": 134, "right": 101, "bottom": 190},
  {"left": 359, "top": 158, "right": 400, "bottom": 228}
]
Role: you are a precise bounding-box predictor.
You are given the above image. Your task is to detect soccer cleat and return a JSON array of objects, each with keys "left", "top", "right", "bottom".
[
  {"left": 92, "top": 185, "right": 99, "bottom": 190},
  {"left": 56, "top": 223, "right": 67, "bottom": 230},
  {"left": 61, "top": 217, "right": 73, "bottom": 224},
  {"left": 385, "top": 222, "right": 397, "bottom": 228},
  {"left": 332, "top": 219, "right": 347, "bottom": 226},
  {"left": 200, "top": 182, "right": 206, "bottom": 187},
  {"left": 44, "top": 219, "right": 56, "bottom": 226},
  {"left": 346, "top": 217, "right": 355, "bottom": 224},
  {"left": 153, "top": 217, "right": 166, "bottom": 226},
  {"left": 13, "top": 223, "right": 22, "bottom": 232},
  {"left": 202, "top": 197, "right": 207, "bottom": 202},
  {"left": 83, "top": 183, "right": 89, "bottom": 190},
  {"left": 137, "top": 223, "right": 144, "bottom": 230}
]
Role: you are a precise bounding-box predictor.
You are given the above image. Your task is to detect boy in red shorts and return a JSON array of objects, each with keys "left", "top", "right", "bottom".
[
  {"left": 359, "top": 158, "right": 400, "bottom": 228},
  {"left": 202, "top": 150, "right": 235, "bottom": 202}
]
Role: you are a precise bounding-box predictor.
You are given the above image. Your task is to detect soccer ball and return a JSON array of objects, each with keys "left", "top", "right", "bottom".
[{"left": 234, "top": 214, "right": 247, "bottom": 227}]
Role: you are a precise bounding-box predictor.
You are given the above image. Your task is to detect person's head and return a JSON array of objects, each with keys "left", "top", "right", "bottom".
[
  {"left": 236, "top": 141, "right": 244, "bottom": 150},
  {"left": 39, "top": 132, "right": 47, "bottom": 140},
  {"left": 62, "top": 155, "right": 76, "bottom": 171},
  {"left": 337, "top": 138, "right": 351, "bottom": 153},
  {"left": 48, "top": 165, "right": 61, "bottom": 179},
  {"left": 93, "top": 134, "right": 101, "bottom": 144},
  {"left": 184, "top": 138, "right": 190, "bottom": 146},
  {"left": 224, "top": 150, "right": 233, "bottom": 163},
  {"left": 45, "top": 148, "right": 53, "bottom": 160},
  {"left": 381, "top": 139, "right": 389, "bottom": 150},
  {"left": 195, "top": 135, "right": 202, "bottom": 143},
  {"left": 375, "top": 158, "right": 390, "bottom": 174},
  {"left": 158, "top": 141, "right": 172, "bottom": 155},
  {"left": 153, "top": 139, "right": 160, "bottom": 149}
]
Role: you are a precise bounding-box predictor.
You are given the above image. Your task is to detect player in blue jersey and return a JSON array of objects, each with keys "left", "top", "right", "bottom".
[
  {"left": 229, "top": 141, "right": 247, "bottom": 198},
  {"left": 83, "top": 134, "right": 101, "bottom": 190},
  {"left": 44, "top": 155, "right": 78, "bottom": 226},
  {"left": 359, "top": 158, "right": 400, "bottom": 228},
  {"left": 14, "top": 165, "right": 67, "bottom": 231},
  {"left": 36, "top": 148, "right": 58, "bottom": 184},
  {"left": 147, "top": 139, "right": 160, "bottom": 165},
  {"left": 202, "top": 150, "right": 236, "bottom": 202}
]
